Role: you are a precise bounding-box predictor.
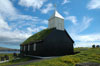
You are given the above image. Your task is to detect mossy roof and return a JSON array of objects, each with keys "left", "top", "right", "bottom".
[{"left": 21, "top": 28, "right": 53, "bottom": 45}]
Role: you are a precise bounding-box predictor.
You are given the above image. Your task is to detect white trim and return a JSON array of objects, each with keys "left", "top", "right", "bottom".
[
  {"left": 34, "top": 43, "right": 36, "bottom": 51},
  {"left": 24, "top": 46, "right": 25, "bottom": 51},
  {"left": 28, "top": 45, "right": 30, "bottom": 51}
]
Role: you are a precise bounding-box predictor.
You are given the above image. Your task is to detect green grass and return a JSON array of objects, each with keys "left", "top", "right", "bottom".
[
  {"left": 0, "top": 54, "right": 32, "bottom": 66},
  {"left": 0, "top": 54, "right": 14, "bottom": 61},
  {"left": 20, "top": 48, "right": 100, "bottom": 66},
  {"left": 1, "top": 48, "right": 100, "bottom": 66},
  {"left": 21, "top": 28, "right": 53, "bottom": 45}
]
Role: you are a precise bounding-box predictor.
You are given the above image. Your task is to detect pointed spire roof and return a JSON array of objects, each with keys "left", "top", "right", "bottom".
[{"left": 49, "top": 10, "right": 64, "bottom": 20}]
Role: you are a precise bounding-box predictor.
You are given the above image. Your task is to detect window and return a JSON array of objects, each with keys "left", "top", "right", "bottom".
[
  {"left": 28, "top": 45, "right": 30, "bottom": 51},
  {"left": 33, "top": 43, "right": 36, "bottom": 51},
  {"left": 24, "top": 46, "right": 25, "bottom": 51}
]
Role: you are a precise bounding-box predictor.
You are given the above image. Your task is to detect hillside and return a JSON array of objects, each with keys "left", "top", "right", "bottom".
[
  {"left": 0, "top": 47, "right": 19, "bottom": 51},
  {"left": 0, "top": 48, "right": 100, "bottom": 66},
  {"left": 21, "top": 48, "right": 100, "bottom": 66}
]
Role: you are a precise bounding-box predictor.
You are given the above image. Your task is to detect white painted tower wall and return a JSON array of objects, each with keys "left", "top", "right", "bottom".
[
  {"left": 48, "top": 10, "right": 64, "bottom": 31},
  {"left": 48, "top": 17, "right": 64, "bottom": 31}
]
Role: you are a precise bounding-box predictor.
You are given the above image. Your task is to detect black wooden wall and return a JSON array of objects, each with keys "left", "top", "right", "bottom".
[{"left": 20, "top": 29, "right": 74, "bottom": 56}]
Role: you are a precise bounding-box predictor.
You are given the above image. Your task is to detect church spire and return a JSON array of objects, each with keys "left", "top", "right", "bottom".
[
  {"left": 48, "top": 6, "right": 64, "bottom": 31},
  {"left": 53, "top": 10, "right": 64, "bottom": 19},
  {"left": 49, "top": 5, "right": 64, "bottom": 20}
]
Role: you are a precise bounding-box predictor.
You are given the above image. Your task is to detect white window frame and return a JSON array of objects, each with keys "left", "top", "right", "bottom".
[
  {"left": 28, "top": 45, "right": 30, "bottom": 51},
  {"left": 24, "top": 46, "right": 25, "bottom": 51},
  {"left": 33, "top": 43, "right": 36, "bottom": 51}
]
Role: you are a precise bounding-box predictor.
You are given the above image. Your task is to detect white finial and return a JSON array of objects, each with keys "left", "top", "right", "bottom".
[
  {"left": 49, "top": 4, "right": 64, "bottom": 20},
  {"left": 54, "top": 4, "right": 56, "bottom": 11}
]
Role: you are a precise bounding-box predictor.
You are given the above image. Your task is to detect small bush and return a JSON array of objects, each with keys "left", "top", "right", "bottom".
[
  {"left": 1, "top": 57, "right": 5, "bottom": 61},
  {"left": 4, "top": 55, "right": 9, "bottom": 60},
  {"left": 92, "top": 45, "right": 95, "bottom": 48},
  {"left": 96, "top": 45, "right": 100, "bottom": 48},
  {"left": 13, "top": 53, "right": 17, "bottom": 57}
]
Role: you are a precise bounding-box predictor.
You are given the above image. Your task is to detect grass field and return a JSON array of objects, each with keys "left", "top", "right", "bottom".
[
  {"left": 0, "top": 54, "right": 14, "bottom": 61},
  {"left": 20, "top": 48, "right": 100, "bottom": 66},
  {"left": 0, "top": 48, "right": 100, "bottom": 66},
  {"left": 0, "top": 54, "right": 32, "bottom": 66}
]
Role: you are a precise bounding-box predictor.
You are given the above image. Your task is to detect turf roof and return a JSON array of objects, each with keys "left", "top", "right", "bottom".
[{"left": 21, "top": 28, "right": 53, "bottom": 45}]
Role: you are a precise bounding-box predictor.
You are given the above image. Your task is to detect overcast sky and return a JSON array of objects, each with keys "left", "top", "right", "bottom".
[{"left": 0, "top": 0, "right": 100, "bottom": 49}]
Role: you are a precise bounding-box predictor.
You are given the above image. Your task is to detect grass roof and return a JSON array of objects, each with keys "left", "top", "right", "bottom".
[{"left": 21, "top": 28, "right": 53, "bottom": 45}]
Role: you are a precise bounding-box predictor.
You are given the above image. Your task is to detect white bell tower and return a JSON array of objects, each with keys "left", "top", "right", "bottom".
[{"left": 48, "top": 10, "right": 64, "bottom": 31}]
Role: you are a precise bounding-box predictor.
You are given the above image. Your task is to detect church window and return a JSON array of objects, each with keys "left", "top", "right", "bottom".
[
  {"left": 24, "top": 46, "right": 25, "bottom": 51},
  {"left": 28, "top": 45, "right": 30, "bottom": 51},
  {"left": 33, "top": 43, "right": 36, "bottom": 51}
]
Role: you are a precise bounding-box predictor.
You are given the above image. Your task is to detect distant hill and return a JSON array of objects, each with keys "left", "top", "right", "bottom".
[{"left": 0, "top": 47, "right": 20, "bottom": 51}]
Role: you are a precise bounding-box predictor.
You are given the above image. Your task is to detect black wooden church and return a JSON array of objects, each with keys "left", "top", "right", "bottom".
[{"left": 20, "top": 10, "right": 74, "bottom": 56}]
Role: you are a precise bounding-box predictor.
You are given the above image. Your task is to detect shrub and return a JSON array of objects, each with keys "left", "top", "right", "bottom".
[
  {"left": 92, "top": 45, "right": 95, "bottom": 48},
  {"left": 4, "top": 55, "right": 9, "bottom": 60},
  {"left": 96, "top": 45, "right": 100, "bottom": 48},
  {"left": 13, "top": 53, "right": 17, "bottom": 57},
  {"left": 1, "top": 57, "right": 5, "bottom": 61}
]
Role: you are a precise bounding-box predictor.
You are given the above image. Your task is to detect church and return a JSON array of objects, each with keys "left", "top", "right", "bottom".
[{"left": 20, "top": 10, "right": 74, "bottom": 56}]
